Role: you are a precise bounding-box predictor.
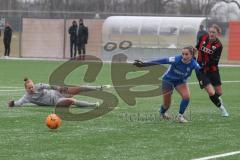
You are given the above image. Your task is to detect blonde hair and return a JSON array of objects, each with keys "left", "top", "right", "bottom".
[{"left": 211, "top": 24, "right": 222, "bottom": 35}]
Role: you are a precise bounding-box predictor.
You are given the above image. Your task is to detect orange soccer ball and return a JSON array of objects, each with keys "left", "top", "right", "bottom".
[{"left": 45, "top": 113, "right": 62, "bottom": 129}]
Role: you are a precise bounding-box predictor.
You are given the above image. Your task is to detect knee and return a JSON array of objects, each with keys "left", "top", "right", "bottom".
[
  {"left": 182, "top": 94, "right": 190, "bottom": 100},
  {"left": 205, "top": 85, "right": 215, "bottom": 96},
  {"left": 208, "top": 92, "right": 215, "bottom": 96}
]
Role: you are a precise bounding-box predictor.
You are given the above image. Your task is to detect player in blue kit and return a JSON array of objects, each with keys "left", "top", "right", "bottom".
[{"left": 133, "top": 46, "right": 203, "bottom": 123}]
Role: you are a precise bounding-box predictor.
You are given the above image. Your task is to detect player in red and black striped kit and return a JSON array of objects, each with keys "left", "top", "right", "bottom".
[{"left": 196, "top": 24, "right": 229, "bottom": 117}]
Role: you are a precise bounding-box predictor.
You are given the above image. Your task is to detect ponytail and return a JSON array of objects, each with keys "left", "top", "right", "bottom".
[
  {"left": 24, "top": 77, "right": 32, "bottom": 87},
  {"left": 24, "top": 77, "right": 28, "bottom": 82}
]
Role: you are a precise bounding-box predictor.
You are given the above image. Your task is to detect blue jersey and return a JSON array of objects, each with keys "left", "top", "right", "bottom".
[{"left": 146, "top": 55, "right": 201, "bottom": 82}]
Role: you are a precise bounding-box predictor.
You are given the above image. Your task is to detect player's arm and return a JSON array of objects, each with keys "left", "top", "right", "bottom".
[
  {"left": 133, "top": 57, "right": 175, "bottom": 67},
  {"left": 210, "top": 46, "right": 222, "bottom": 65},
  {"left": 9, "top": 95, "right": 29, "bottom": 107},
  {"left": 194, "top": 61, "right": 206, "bottom": 84}
]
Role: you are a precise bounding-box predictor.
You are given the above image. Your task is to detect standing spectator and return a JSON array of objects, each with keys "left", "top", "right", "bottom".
[
  {"left": 68, "top": 20, "right": 78, "bottom": 59},
  {"left": 196, "top": 24, "right": 208, "bottom": 44},
  {"left": 3, "top": 22, "right": 12, "bottom": 58},
  {"left": 77, "top": 19, "right": 88, "bottom": 60},
  {"left": 195, "top": 24, "right": 229, "bottom": 117}
]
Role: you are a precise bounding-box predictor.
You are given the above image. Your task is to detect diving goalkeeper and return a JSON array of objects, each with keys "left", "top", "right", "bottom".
[{"left": 8, "top": 78, "right": 110, "bottom": 108}]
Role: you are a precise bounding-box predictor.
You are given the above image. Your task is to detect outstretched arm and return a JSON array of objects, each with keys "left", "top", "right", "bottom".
[
  {"left": 9, "top": 95, "right": 29, "bottom": 107},
  {"left": 133, "top": 57, "right": 175, "bottom": 67}
]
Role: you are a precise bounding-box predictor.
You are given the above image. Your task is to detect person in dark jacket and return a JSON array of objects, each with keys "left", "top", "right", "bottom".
[
  {"left": 68, "top": 20, "right": 78, "bottom": 59},
  {"left": 77, "top": 19, "right": 88, "bottom": 60},
  {"left": 3, "top": 22, "right": 12, "bottom": 57},
  {"left": 196, "top": 24, "right": 208, "bottom": 44}
]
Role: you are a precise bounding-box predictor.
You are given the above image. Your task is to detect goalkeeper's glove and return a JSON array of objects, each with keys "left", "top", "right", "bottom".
[
  {"left": 133, "top": 60, "right": 146, "bottom": 67},
  {"left": 8, "top": 100, "right": 15, "bottom": 107}
]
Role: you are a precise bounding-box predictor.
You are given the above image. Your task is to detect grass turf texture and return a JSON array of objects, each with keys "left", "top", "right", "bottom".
[{"left": 0, "top": 59, "right": 240, "bottom": 160}]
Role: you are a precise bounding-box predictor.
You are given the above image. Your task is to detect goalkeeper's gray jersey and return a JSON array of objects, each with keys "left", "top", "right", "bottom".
[{"left": 14, "top": 83, "right": 64, "bottom": 107}]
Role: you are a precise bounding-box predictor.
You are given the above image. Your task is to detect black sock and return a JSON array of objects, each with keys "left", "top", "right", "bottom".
[
  {"left": 215, "top": 93, "right": 221, "bottom": 97},
  {"left": 209, "top": 93, "right": 221, "bottom": 107}
]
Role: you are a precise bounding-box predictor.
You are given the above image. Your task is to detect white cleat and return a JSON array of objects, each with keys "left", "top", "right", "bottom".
[
  {"left": 101, "top": 85, "right": 112, "bottom": 90},
  {"left": 95, "top": 102, "right": 100, "bottom": 107},
  {"left": 160, "top": 113, "right": 171, "bottom": 120},
  {"left": 176, "top": 114, "right": 188, "bottom": 123},
  {"left": 219, "top": 105, "right": 229, "bottom": 117}
]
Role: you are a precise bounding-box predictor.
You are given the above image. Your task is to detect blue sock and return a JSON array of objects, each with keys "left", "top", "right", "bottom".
[
  {"left": 179, "top": 99, "right": 189, "bottom": 114},
  {"left": 160, "top": 105, "right": 168, "bottom": 114}
]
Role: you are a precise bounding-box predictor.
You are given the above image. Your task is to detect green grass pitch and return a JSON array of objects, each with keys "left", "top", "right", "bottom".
[{"left": 0, "top": 59, "right": 240, "bottom": 160}]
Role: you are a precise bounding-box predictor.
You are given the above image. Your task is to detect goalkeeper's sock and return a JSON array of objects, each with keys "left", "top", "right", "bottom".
[
  {"left": 74, "top": 100, "right": 98, "bottom": 107},
  {"left": 209, "top": 93, "right": 221, "bottom": 107},
  {"left": 160, "top": 105, "right": 168, "bottom": 114},
  {"left": 79, "top": 86, "right": 102, "bottom": 91},
  {"left": 179, "top": 99, "right": 189, "bottom": 114}
]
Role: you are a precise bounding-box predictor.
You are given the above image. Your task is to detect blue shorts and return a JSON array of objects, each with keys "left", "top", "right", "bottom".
[{"left": 162, "top": 77, "right": 186, "bottom": 88}]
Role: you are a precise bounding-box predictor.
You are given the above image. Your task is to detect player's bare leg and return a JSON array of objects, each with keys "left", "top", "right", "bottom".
[
  {"left": 175, "top": 83, "right": 190, "bottom": 123},
  {"left": 63, "top": 85, "right": 111, "bottom": 95},
  {"left": 56, "top": 98, "right": 99, "bottom": 108},
  {"left": 160, "top": 91, "right": 172, "bottom": 120}
]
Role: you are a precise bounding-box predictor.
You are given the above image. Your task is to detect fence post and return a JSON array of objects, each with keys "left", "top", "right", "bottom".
[
  {"left": 19, "top": 16, "right": 22, "bottom": 58},
  {"left": 63, "top": 17, "right": 67, "bottom": 59}
]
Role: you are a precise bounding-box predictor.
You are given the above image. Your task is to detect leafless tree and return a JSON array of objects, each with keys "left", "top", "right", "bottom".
[{"left": 178, "top": 0, "right": 218, "bottom": 15}]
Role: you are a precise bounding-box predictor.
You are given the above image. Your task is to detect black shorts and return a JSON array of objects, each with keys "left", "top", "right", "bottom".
[{"left": 196, "top": 71, "right": 222, "bottom": 89}]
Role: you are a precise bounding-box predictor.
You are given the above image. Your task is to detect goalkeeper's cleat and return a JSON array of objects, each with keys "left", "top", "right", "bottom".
[
  {"left": 219, "top": 105, "right": 229, "bottom": 117},
  {"left": 100, "top": 85, "right": 112, "bottom": 90},
  {"left": 95, "top": 102, "right": 100, "bottom": 107},
  {"left": 104, "top": 85, "right": 111, "bottom": 89},
  {"left": 176, "top": 114, "right": 188, "bottom": 123},
  {"left": 160, "top": 113, "right": 171, "bottom": 120}
]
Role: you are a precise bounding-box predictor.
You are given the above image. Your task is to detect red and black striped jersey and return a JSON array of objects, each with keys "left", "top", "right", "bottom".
[{"left": 196, "top": 35, "right": 223, "bottom": 73}]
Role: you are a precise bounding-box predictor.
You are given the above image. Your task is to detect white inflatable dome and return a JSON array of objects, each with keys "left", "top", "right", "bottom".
[{"left": 102, "top": 16, "right": 206, "bottom": 61}]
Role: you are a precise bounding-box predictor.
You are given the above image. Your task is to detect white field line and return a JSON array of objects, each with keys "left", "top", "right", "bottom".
[
  {"left": 219, "top": 64, "right": 240, "bottom": 67},
  {"left": 1, "top": 57, "right": 240, "bottom": 67},
  {"left": 0, "top": 89, "right": 25, "bottom": 92},
  {"left": 189, "top": 80, "right": 240, "bottom": 85},
  {"left": 192, "top": 151, "right": 240, "bottom": 160},
  {"left": 0, "top": 86, "right": 23, "bottom": 89},
  {"left": 0, "top": 80, "right": 239, "bottom": 92}
]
